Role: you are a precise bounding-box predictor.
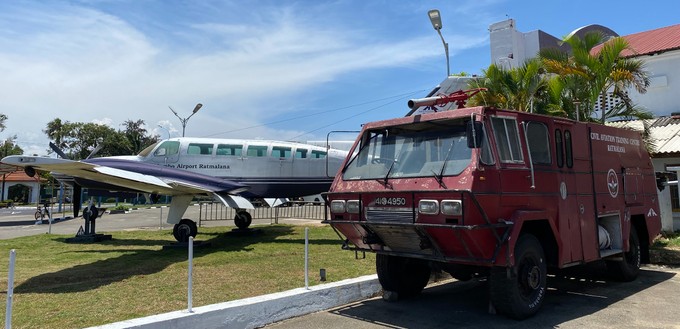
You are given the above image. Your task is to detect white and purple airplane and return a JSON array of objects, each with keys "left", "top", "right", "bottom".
[{"left": 2, "top": 137, "right": 347, "bottom": 241}]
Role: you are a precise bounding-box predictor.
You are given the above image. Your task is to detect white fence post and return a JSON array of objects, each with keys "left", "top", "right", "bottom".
[
  {"left": 6, "top": 249, "right": 16, "bottom": 329},
  {"left": 188, "top": 236, "right": 194, "bottom": 313},
  {"left": 304, "top": 228, "right": 309, "bottom": 289}
]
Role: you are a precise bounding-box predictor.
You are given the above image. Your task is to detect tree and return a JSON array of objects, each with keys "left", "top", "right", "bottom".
[
  {"left": 43, "top": 118, "right": 69, "bottom": 150},
  {"left": 1, "top": 135, "right": 23, "bottom": 203},
  {"left": 0, "top": 136, "right": 24, "bottom": 157},
  {"left": 44, "top": 118, "right": 160, "bottom": 159},
  {"left": 540, "top": 32, "right": 651, "bottom": 122},
  {"left": 121, "top": 120, "right": 159, "bottom": 155},
  {"left": 467, "top": 59, "right": 554, "bottom": 115},
  {"left": 0, "top": 114, "right": 7, "bottom": 133}
]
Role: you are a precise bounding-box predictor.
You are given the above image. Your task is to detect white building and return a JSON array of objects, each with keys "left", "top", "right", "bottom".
[{"left": 489, "top": 20, "right": 680, "bottom": 231}]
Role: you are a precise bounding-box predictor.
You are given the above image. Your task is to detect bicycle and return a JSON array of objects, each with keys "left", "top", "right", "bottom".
[{"left": 35, "top": 203, "right": 51, "bottom": 221}]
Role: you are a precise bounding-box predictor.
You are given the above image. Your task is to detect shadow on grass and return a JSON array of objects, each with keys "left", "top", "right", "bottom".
[{"left": 15, "top": 226, "right": 302, "bottom": 294}]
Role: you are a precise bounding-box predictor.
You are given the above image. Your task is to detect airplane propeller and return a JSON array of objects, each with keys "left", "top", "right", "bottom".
[{"left": 48, "top": 142, "right": 87, "bottom": 218}]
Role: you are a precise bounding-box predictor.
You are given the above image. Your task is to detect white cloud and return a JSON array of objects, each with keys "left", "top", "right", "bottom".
[{"left": 0, "top": 1, "right": 491, "bottom": 155}]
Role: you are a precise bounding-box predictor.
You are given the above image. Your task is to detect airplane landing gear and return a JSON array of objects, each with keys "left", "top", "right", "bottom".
[
  {"left": 173, "top": 219, "right": 197, "bottom": 242},
  {"left": 234, "top": 210, "right": 252, "bottom": 230}
]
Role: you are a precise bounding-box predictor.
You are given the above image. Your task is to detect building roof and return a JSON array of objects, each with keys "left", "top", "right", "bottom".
[
  {"left": 620, "top": 23, "right": 680, "bottom": 57},
  {"left": 1, "top": 170, "right": 44, "bottom": 183},
  {"left": 608, "top": 115, "right": 680, "bottom": 155}
]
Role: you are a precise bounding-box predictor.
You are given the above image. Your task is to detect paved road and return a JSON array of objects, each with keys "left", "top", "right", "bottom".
[
  {"left": 267, "top": 265, "right": 680, "bottom": 329},
  {"left": 0, "top": 205, "right": 321, "bottom": 240}
]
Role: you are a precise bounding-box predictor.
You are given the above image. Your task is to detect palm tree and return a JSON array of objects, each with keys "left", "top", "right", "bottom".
[
  {"left": 540, "top": 31, "right": 652, "bottom": 122},
  {"left": 468, "top": 59, "right": 550, "bottom": 113}
]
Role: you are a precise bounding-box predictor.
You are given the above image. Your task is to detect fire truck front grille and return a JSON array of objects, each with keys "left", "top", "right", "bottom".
[
  {"left": 365, "top": 207, "right": 414, "bottom": 223},
  {"left": 369, "top": 225, "right": 433, "bottom": 255}
]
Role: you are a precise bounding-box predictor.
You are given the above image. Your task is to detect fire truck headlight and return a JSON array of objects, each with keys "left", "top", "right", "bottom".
[
  {"left": 330, "top": 200, "right": 346, "bottom": 213},
  {"left": 441, "top": 200, "right": 462, "bottom": 216},
  {"left": 346, "top": 200, "right": 360, "bottom": 214},
  {"left": 418, "top": 200, "right": 439, "bottom": 215}
]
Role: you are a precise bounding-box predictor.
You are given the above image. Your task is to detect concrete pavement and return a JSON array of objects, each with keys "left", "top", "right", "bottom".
[{"left": 0, "top": 204, "right": 322, "bottom": 239}]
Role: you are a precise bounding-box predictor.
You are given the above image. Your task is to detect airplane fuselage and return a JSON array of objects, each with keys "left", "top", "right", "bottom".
[{"left": 118, "top": 137, "right": 347, "bottom": 198}]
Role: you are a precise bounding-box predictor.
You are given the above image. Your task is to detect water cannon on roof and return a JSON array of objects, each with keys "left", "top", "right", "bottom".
[{"left": 407, "top": 88, "right": 487, "bottom": 112}]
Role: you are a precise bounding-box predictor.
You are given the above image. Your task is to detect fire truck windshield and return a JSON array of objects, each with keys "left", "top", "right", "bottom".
[{"left": 342, "top": 127, "right": 472, "bottom": 180}]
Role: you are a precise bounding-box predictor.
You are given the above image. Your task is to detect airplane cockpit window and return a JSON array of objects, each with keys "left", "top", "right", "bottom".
[
  {"left": 247, "top": 145, "right": 268, "bottom": 157},
  {"left": 153, "top": 141, "right": 180, "bottom": 157},
  {"left": 187, "top": 143, "right": 214, "bottom": 155},
  {"left": 217, "top": 144, "right": 242, "bottom": 156},
  {"left": 295, "top": 149, "right": 308, "bottom": 159},
  {"left": 311, "top": 150, "right": 327, "bottom": 159},
  {"left": 272, "top": 146, "right": 291, "bottom": 158},
  {"left": 138, "top": 142, "right": 159, "bottom": 157}
]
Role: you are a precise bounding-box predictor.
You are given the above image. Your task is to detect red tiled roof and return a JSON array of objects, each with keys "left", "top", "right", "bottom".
[
  {"left": 620, "top": 23, "right": 680, "bottom": 57},
  {"left": 2, "top": 170, "right": 44, "bottom": 182}
]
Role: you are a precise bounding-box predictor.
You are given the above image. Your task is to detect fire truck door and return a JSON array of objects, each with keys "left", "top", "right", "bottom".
[
  {"left": 555, "top": 125, "right": 584, "bottom": 263},
  {"left": 491, "top": 116, "right": 532, "bottom": 207}
]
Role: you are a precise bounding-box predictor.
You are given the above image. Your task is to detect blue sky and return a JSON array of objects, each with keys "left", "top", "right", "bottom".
[{"left": 1, "top": 0, "right": 678, "bottom": 155}]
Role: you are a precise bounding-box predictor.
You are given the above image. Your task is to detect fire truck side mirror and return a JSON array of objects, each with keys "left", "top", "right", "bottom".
[
  {"left": 466, "top": 121, "right": 484, "bottom": 148},
  {"left": 656, "top": 173, "right": 668, "bottom": 191}
]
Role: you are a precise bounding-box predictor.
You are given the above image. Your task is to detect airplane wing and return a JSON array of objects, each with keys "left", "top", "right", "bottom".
[{"left": 0, "top": 155, "right": 249, "bottom": 198}]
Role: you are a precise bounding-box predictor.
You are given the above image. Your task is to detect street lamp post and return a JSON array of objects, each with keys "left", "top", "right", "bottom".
[
  {"left": 169, "top": 103, "right": 203, "bottom": 137},
  {"left": 157, "top": 125, "right": 170, "bottom": 140},
  {"left": 573, "top": 99, "right": 581, "bottom": 122},
  {"left": 428, "top": 9, "right": 450, "bottom": 77}
]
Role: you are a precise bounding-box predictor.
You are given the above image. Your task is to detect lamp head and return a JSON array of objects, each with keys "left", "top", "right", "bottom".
[
  {"left": 428, "top": 9, "right": 442, "bottom": 30},
  {"left": 193, "top": 103, "right": 203, "bottom": 113}
]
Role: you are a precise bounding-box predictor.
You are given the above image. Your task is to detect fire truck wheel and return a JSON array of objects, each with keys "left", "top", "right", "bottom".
[
  {"left": 172, "top": 219, "right": 197, "bottom": 243},
  {"left": 376, "top": 254, "right": 430, "bottom": 299},
  {"left": 606, "top": 226, "right": 641, "bottom": 282},
  {"left": 234, "top": 211, "right": 252, "bottom": 230},
  {"left": 490, "top": 234, "right": 546, "bottom": 320}
]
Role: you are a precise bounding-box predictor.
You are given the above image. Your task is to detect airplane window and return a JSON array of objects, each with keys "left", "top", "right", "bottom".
[
  {"left": 311, "top": 150, "right": 327, "bottom": 159},
  {"left": 295, "top": 149, "right": 308, "bottom": 158},
  {"left": 217, "top": 144, "right": 242, "bottom": 156},
  {"left": 154, "top": 141, "right": 180, "bottom": 157},
  {"left": 188, "top": 143, "right": 213, "bottom": 155},
  {"left": 247, "top": 145, "right": 268, "bottom": 157},
  {"left": 272, "top": 146, "right": 291, "bottom": 158},
  {"left": 138, "top": 142, "right": 159, "bottom": 157}
]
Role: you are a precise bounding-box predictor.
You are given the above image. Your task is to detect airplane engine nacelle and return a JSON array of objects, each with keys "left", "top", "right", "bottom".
[{"left": 24, "top": 166, "right": 36, "bottom": 177}]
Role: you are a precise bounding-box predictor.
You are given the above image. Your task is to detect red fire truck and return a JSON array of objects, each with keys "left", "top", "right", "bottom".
[{"left": 323, "top": 92, "right": 661, "bottom": 319}]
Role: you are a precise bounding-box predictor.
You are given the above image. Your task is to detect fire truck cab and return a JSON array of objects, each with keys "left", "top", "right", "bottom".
[{"left": 323, "top": 102, "right": 661, "bottom": 319}]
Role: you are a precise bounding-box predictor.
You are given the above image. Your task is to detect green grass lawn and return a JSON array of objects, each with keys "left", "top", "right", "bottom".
[
  {"left": 653, "top": 231, "right": 680, "bottom": 249},
  {"left": 0, "top": 225, "right": 376, "bottom": 329}
]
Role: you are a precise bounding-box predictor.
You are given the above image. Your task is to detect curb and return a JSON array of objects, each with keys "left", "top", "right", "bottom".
[{"left": 87, "top": 274, "right": 381, "bottom": 329}]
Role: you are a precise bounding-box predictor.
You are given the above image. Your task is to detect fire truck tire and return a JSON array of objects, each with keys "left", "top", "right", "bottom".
[
  {"left": 234, "top": 211, "right": 252, "bottom": 229},
  {"left": 376, "top": 254, "right": 430, "bottom": 299},
  {"left": 490, "top": 234, "right": 546, "bottom": 320},
  {"left": 172, "top": 219, "right": 197, "bottom": 242},
  {"left": 606, "top": 226, "right": 640, "bottom": 282}
]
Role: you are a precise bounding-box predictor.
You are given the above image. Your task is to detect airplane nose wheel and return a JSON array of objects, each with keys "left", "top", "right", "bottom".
[
  {"left": 234, "top": 210, "right": 252, "bottom": 230},
  {"left": 173, "top": 219, "right": 197, "bottom": 242}
]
